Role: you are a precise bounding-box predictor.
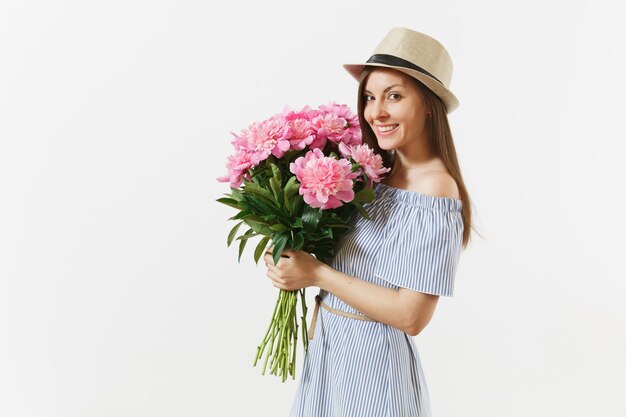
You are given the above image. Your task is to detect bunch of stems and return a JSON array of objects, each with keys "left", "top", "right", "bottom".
[{"left": 253, "top": 288, "right": 309, "bottom": 382}]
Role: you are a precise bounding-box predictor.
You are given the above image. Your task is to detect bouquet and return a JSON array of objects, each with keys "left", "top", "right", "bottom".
[{"left": 217, "top": 102, "right": 390, "bottom": 382}]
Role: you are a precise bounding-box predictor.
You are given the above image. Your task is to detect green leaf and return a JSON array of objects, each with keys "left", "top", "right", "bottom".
[
  {"left": 284, "top": 176, "right": 300, "bottom": 196},
  {"left": 241, "top": 214, "right": 268, "bottom": 224},
  {"left": 225, "top": 190, "right": 244, "bottom": 201},
  {"left": 227, "top": 221, "right": 244, "bottom": 247},
  {"left": 246, "top": 221, "right": 274, "bottom": 236},
  {"left": 269, "top": 223, "right": 288, "bottom": 232},
  {"left": 230, "top": 188, "right": 244, "bottom": 200},
  {"left": 284, "top": 191, "right": 293, "bottom": 214},
  {"left": 261, "top": 217, "right": 281, "bottom": 228},
  {"left": 308, "top": 227, "right": 333, "bottom": 241},
  {"left": 216, "top": 197, "right": 241, "bottom": 210},
  {"left": 236, "top": 232, "right": 259, "bottom": 240},
  {"left": 284, "top": 177, "right": 301, "bottom": 214},
  {"left": 354, "top": 188, "right": 375, "bottom": 203},
  {"left": 272, "top": 233, "right": 289, "bottom": 265},
  {"left": 251, "top": 173, "right": 263, "bottom": 185},
  {"left": 244, "top": 194, "right": 277, "bottom": 216},
  {"left": 282, "top": 149, "right": 304, "bottom": 164},
  {"left": 238, "top": 229, "right": 255, "bottom": 262},
  {"left": 254, "top": 236, "right": 271, "bottom": 264},
  {"left": 292, "top": 232, "right": 304, "bottom": 251},
  {"left": 292, "top": 197, "right": 304, "bottom": 216},
  {"left": 302, "top": 205, "right": 323, "bottom": 233},
  {"left": 352, "top": 201, "right": 371, "bottom": 220},
  {"left": 243, "top": 181, "right": 275, "bottom": 204},
  {"left": 269, "top": 176, "right": 281, "bottom": 201},
  {"left": 231, "top": 210, "right": 250, "bottom": 221},
  {"left": 242, "top": 214, "right": 274, "bottom": 236},
  {"left": 270, "top": 163, "right": 282, "bottom": 184},
  {"left": 284, "top": 174, "right": 298, "bottom": 187}
]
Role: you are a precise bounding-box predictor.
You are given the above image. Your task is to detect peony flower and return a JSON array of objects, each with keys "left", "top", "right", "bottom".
[
  {"left": 282, "top": 107, "right": 316, "bottom": 151},
  {"left": 217, "top": 102, "right": 376, "bottom": 382},
  {"left": 339, "top": 142, "right": 391, "bottom": 186},
  {"left": 217, "top": 149, "right": 254, "bottom": 188},
  {"left": 308, "top": 112, "right": 345, "bottom": 149},
  {"left": 289, "top": 148, "right": 358, "bottom": 209},
  {"left": 318, "top": 102, "right": 362, "bottom": 147},
  {"left": 232, "top": 116, "right": 291, "bottom": 164}
]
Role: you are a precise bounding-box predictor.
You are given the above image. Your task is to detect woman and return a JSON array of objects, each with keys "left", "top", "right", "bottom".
[{"left": 264, "top": 27, "right": 473, "bottom": 417}]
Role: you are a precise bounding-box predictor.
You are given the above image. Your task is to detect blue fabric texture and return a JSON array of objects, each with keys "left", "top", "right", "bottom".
[{"left": 289, "top": 182, "right": 464, "bottom": 417}]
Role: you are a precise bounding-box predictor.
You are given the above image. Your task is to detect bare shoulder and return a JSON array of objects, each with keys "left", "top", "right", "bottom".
[{"left": 414, "top": 170, "right": 460, "bottom": 199}]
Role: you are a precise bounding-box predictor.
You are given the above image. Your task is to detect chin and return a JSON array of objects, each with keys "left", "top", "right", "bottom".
[{"left": 376, "top": 139, "right": 399, "bottom": 151}]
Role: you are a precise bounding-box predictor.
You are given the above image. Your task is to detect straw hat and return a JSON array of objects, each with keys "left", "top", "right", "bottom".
[{"left": 343, "top": 27, "right": 459, "bottom": 113}]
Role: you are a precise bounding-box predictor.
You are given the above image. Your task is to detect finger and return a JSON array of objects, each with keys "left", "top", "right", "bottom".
[
  {"left": 272, "top": 281, "right": 288, "bottom": 290},
  {"left": 266, "top": 254, "right": 289, "bottom": 271},
  {"left": 266, "top": 264, "right": 280, "bottom": 275},
  {"left": 266, "top": 270, "right": 282, "bottom": 282},
  {"left": 266, "top": 271, "right": 287, "bottom": 289}
]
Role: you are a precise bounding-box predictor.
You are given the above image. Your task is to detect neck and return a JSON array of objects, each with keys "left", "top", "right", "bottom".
[{"left": 390, "top": 140, "right": 439, "bottom": 171}]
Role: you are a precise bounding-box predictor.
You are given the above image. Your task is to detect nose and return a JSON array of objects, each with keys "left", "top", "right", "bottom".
[{"left": 370, "top": 99, "right": 388, "bottom": 120}]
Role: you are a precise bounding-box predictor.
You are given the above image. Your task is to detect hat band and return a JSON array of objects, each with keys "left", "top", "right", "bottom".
[{"left": 366, "top": 54, "right": 443, "bottom": 85}]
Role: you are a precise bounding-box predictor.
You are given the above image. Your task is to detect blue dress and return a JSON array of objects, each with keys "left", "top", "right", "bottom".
[{"left": 289, "top": 182, "right": 464, "bottom": 417}]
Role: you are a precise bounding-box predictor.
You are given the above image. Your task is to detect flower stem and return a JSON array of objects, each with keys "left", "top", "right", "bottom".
[{"left": 253, "top": 288, "right": 311, "bottom": 381}]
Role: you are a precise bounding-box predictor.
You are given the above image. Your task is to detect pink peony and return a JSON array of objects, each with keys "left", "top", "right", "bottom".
[
  {"left": 217, "top": 150, "right": 254, "bottom": 188},
  {"left": 309, "top": 112, "right": 346, "bottom": 149},
  {"left": 339, "top": 143, "right": 391, "bottom": 186},
  {"left": 289, "top": 148, "right": 358, "bottom": 209},
  {"left": 232, "top": 116, "right": 291, "bottom": 164},
  {"left": 282, "top": 107, "right": 316, "bottom": 151},
  {"left": 317, "top": 102, "right": 362, "bottom": 147}
]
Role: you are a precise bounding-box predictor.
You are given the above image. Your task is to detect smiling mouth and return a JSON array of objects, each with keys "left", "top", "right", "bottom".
[{"left": 376, "top": 124, "right": 399, "bottom": 133}]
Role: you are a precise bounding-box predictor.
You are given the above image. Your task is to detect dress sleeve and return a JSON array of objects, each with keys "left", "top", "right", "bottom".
[{"left": 372, "top": 208, "right": 464, "bottom": 297}]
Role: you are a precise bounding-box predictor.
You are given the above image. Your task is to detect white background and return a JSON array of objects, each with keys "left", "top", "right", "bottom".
[{"left": 1, "top": 0, "right": 625, "bottom": 416}]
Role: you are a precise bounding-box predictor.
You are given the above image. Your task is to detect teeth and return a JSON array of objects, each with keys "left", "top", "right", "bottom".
[{"left": 378, "top": 125, "right": 397, "bottom": 132}]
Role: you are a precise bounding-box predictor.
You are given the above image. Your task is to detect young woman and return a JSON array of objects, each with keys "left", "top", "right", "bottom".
[{"left": 264, "top": 27, "right": 473, "bottom": 417}]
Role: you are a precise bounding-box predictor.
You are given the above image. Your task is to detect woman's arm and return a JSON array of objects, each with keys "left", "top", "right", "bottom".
[{"left": 264, "top": 250, "right": 439, "bottom": 336}]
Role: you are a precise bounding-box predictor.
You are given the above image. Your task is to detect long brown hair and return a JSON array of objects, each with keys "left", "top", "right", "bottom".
[{"left": 356, "top": 67, "right": 477, "bottom": 248}]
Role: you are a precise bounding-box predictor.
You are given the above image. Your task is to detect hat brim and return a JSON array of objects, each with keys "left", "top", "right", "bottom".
[{"left": 343, "top": 63, "right": 459, "bottom": 114}]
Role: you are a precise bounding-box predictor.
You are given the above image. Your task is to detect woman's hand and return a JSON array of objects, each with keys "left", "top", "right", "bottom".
[{"left": 264, "top": 249, "right": 326, "bottom": 291}]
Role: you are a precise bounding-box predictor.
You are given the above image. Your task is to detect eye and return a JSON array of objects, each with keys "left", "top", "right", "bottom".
[
  {"left": 364, "top": 94, "right": 374, "bottom": 102},
  {"left": 388, "top": 93, "right": 401, "bottom": 100}
]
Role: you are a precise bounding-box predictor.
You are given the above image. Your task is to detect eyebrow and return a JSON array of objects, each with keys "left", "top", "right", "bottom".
[{"left": 364, "top": 84, "right": 404, "bottom": 94}]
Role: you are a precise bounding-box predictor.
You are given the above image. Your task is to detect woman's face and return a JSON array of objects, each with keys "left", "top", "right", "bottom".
[{"left": 363, "top": 68, "right": 430, "bottom": 152}]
